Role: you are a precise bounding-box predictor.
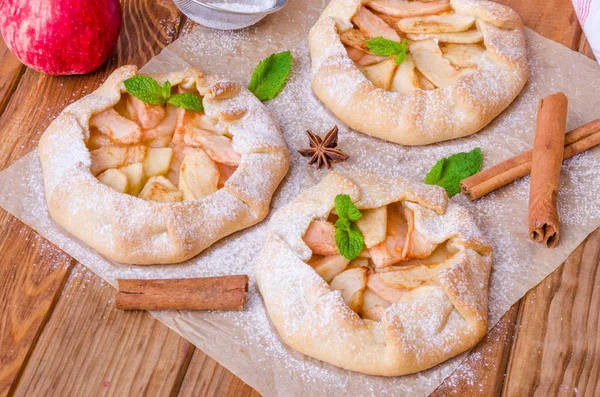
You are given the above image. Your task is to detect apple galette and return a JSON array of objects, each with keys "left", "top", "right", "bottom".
[
  {"left": 256, "top": 171, "right": 492, "bottom": 376},
  {"left": 39, "top": 65, "right": 289, "bottom": 265},
  {"left": 309, "top": 0, "right": 529, "bottom": 145}
]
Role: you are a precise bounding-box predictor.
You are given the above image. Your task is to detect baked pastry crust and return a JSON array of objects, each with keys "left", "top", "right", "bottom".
[
  {"left": 255, "top": 171, "right": 492, "bottom": 376},
  {"left": 309, "top": 0, "right": 529, "bottom": 145},
  {"left": 39, "top": 65, "right": 289, "bottom": 265}
]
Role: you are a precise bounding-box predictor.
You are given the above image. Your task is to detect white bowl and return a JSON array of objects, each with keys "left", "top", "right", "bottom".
[{"left": 173, "top": 0, "right": 288, "bottom": 30}]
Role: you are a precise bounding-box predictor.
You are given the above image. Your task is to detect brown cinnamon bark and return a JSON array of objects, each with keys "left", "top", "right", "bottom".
[
  {"left": 115, "top": 275, "right": 249, "bottom": 311},
  {"left": 460, "top": 118, "right": 600, "bottom": 200},
  {"left": 528, "top": 93, "right": 568, "bottom": 248}
]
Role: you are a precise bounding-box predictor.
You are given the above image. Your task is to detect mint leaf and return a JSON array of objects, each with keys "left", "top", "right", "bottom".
[
  {"left": 333, "top": 194, "right": 364, "bottom": 260},
  {"left": 425, "top": 148, "right": 483, "bottom": 197},
  {"left": 366, "top": 37, "right": 403, "bottom": 56},
  {"left": 366, "top": 37, "right": 408, "bottom": 65},
  {"left": 249, "top": 51, "right": 293, "bottom": 101},
  {"left": 425, "top": 158, "right": 446, "bottom": 185},
  {"left": 334, "top": 194, "right": 350, "bottom": 219},
  {"left": 335, "top": 217, "right": 351, "bottom": 231},
  {"left": 124, "top": 75, "right": 167, "bottom": 105},
  {"left": 395, "top": 51, "right": 407, "bottom": 65},
  {"left": 167, "top": 93, "right": 204, "bottom": 112},
  {"left": 162, "top": 80, "right": 172, "bottom": 102},
  {"left": 335, "top": 224, "right": 364, "bottom": 260},
  {"left": 124, "top": 76, "right": 204, "bottom": 112}
]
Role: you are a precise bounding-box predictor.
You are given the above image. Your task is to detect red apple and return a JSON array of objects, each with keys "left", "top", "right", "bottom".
[{"left": 0, "top": 0, "right": 122, "bottom": 75}]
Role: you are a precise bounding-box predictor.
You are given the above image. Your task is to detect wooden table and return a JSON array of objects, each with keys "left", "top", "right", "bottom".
[{"left": 0, "top": 1, "right": 598, "bottom": 396}]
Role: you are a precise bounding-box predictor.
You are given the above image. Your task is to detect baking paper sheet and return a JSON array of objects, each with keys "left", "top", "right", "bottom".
[{"left": 1, "top": 0, "right": 600, "bottom": 395}]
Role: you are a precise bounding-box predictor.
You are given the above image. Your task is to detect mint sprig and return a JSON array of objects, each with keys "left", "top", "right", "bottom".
[
  {"left": 167, "top": 93, "right": 204, "bottom": 112},
  {"left": 334, "top": 194, "right": 364, "bottom": 260},
  {"left": 366, "top": 37, "right": 408, "bottom": 65},
  {"left": 425, "top": 148, "right": 483, "bottom": 197},
  {"left": 249, "top": 51, "right": 293, "bottom": 101},
  {"left": 124, "top": 75, "right": 203, "bottom": 112}
]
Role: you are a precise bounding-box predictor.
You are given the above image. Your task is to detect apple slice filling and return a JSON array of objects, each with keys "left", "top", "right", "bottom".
[
  {"left": 302, "top": 200, "right": 454, "bottom": 321},
  {"left": 87, "top": 85, "right": 239, "bottom": 203},
  {"left": 341, "top": 3, "right": 487, "bottom": 93}
]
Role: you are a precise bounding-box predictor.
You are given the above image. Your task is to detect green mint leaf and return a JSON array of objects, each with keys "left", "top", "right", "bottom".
[
  {"left": 162, "top": 80, "right": 172, "bottom": 102},
  {"left": 335, "top": 224, "right": 364, "bottom": 260},
  {"left": 395, "top": 51, "right": 407, "bottom": 65},
  {"left": 167, "top": 93, "right": 204, "bottom": 112},
  {"left": 366, "top": 37, "right": 403, "bottom": 57},
  {"left": 124, "top": 75, "right": 167, "bottom": 105},
  {"left": 335, "top": 217, "right": 351, "bottom": 231},
  {"left": 334, "top": 194, "right": 349, "bottom": 219},
  {"left": 335, "top": 194, "right": 363, "bottom": 222},
  {"left": 347, "top": 203, "right": 362, "bottom": 222},
  {"left": 425, "top": 158, "right": 446, "bottom": 185},
  {"left": 425, "top": 148, "right": 483, "bottom": 197},
  {"left": 248, "top": 50, "right": 293, "bottom": 101},
  {"left": 367, "top": 37, "right": 408, "bottom": 65}
]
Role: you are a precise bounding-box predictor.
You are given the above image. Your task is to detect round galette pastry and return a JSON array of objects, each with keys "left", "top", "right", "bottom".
[
  {"left": 256, "top": 171, "right": 492, "bottom": 376},
  {"left": 38, "top": 65, "right": 289, "bottom": 265},
  {"left": 309, "top": 0, "right": 529, "bottom": 145}
]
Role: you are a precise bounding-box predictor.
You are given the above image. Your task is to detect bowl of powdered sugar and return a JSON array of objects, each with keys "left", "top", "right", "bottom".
[{"left": 173, "top": 0, "right": 287, "bottom": 30}]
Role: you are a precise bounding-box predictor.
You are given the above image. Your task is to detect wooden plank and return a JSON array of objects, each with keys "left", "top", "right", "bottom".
[
  {"left": 178, "top": 350, "right": 259, "bottom": 397},
  {"left": 13, "top": 264, "right": 195, "bottom": 397},
  {"left": 433, "top": 1, "right": 594, "bottom": 395},
  {"left": 0, "top": 0, "right": 190, "bottom": 395},
  {"left": 578, "top": 36, "right": 597, "bottom": 61},
  {"left": 498, "top": 0, "right": 583, "bottom": 49},
  {"left": 0, "top": 213, "right": 74, "bottom": 397},
  {"left": 0, "top": 38, "right": 25, "bottom": 117},
  {"left": 503, "top": 229, "right": 600, "bottom": 396},
  {"left": 432, "top": 305, "right": 519, "bottom": 396}
]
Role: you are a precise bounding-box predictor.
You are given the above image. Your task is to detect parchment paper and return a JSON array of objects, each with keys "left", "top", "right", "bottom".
[{"left": 1, "top": 1, "right": 600, "bottom": 395}]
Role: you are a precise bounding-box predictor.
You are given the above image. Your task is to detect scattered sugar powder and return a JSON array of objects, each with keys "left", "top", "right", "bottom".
[
  {"left": 210, "top": 1, "right": 276, "bottom": 13},
  {"left": 1, "top": 6, "right": 600, "bottom": 397}
]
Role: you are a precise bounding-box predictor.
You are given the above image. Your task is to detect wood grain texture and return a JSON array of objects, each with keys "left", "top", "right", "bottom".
[
  {"left": 0, "top": 1, "right": 597, "bottom": 396},
  {"left": 0, "top": 38, "right": 24, "bottom": 117},
  {"left": 0, "top": 0, "right": 196, "bottom": 396},
  {"left": 498, "top": 0, "right": 583, "bottom": 49},
  {"left": 0, "top": 213, "right": 74, "bottom": 397},
  {"left": 503, "top": 229, "right": 600, "bottom": 397},
  {"left": 13, "top": 265, "right": 195, "bottom": 397},
  {"left": 432, "top": 305, "right": 519, "bottom": 396},
  {"left": 578, "top": 36, "right": 597, "bottom": 61},
  {"left": 178, "top": 350, "right": 260, "bottom": 397}
]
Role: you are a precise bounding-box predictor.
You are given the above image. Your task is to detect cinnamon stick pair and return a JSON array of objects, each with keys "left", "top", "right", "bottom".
[
  {"left": 528, "top": 93, "right": 567, "bottom": 248},
  {"left": 115, "top": 275, "right": 248, "bottom": 311},
  {"left": 462, "top": 93, "right": 598, "bottom": 248},
  {"left": 460, "top": 118, "right": 600, "bottom": 201}
]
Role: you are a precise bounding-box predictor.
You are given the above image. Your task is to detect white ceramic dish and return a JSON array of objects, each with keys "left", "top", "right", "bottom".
[{"left": 173, "top": 0, "right": 288, "bottom": 30}]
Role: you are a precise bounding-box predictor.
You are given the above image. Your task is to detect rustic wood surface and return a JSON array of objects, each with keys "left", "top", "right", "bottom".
[{"left": 0, "top": 0, "right": 598, "bottom": 396}]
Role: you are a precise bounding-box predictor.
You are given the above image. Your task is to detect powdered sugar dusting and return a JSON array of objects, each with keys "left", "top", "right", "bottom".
[{"left": 0, "top": 4, "right": 600, "bottom": 397}]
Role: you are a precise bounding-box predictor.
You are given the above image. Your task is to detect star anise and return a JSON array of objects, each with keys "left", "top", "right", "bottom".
[{"left": 298, "top": 126, "right": 349, "bottom": 169}]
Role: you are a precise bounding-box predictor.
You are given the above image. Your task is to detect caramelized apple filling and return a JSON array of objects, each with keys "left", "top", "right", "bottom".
[
  {"left": 303, "top": 201, "right": 454, "bottom": 321},
  {"left": 342, "top": 1, "right": 487, "bottom": 92},
  {"left": 86, "top": 85, "right": 239, "bottom": 202}
]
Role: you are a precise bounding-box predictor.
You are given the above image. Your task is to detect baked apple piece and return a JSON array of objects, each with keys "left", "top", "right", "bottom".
[
  {"left": 309, "top": 0, "right": 528, "bottom": 145},
  {"left": 39, "top": 65, "right": 290, "bottom": 265},
  {"left": 86, "top": 78, "right": 241, "bottom": 203},
  {"left": 256, "top": 171, "right": 494, "bottom": 376},
  {"left": 299, "top": 197, "right": 475, "bottom": 323}
]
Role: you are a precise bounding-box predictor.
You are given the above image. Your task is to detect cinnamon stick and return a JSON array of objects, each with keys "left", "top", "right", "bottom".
[
  {"left": 115, "top": 275, "right": 248, "bottom": 311},
  {"left": 460, "top": 118, "right": 600, "bottom": 200},
  {"left": 528, "top": 93, "right": 568, "bottom": 248}
]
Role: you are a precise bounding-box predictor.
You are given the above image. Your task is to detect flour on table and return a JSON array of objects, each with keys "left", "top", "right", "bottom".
[{"left": 1, "top": 2, "right": 600, "bottom": 396}]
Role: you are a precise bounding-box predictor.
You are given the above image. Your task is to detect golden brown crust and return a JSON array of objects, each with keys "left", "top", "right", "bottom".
[
  {"left": 255, "top": 171, "right": 492, "bottom": 376},
  {"left": 308, "top": 0, "right": 529, "bottom": 145},
  {"left": 38, "top": 65, "right": 289, "bottom": 265}
]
